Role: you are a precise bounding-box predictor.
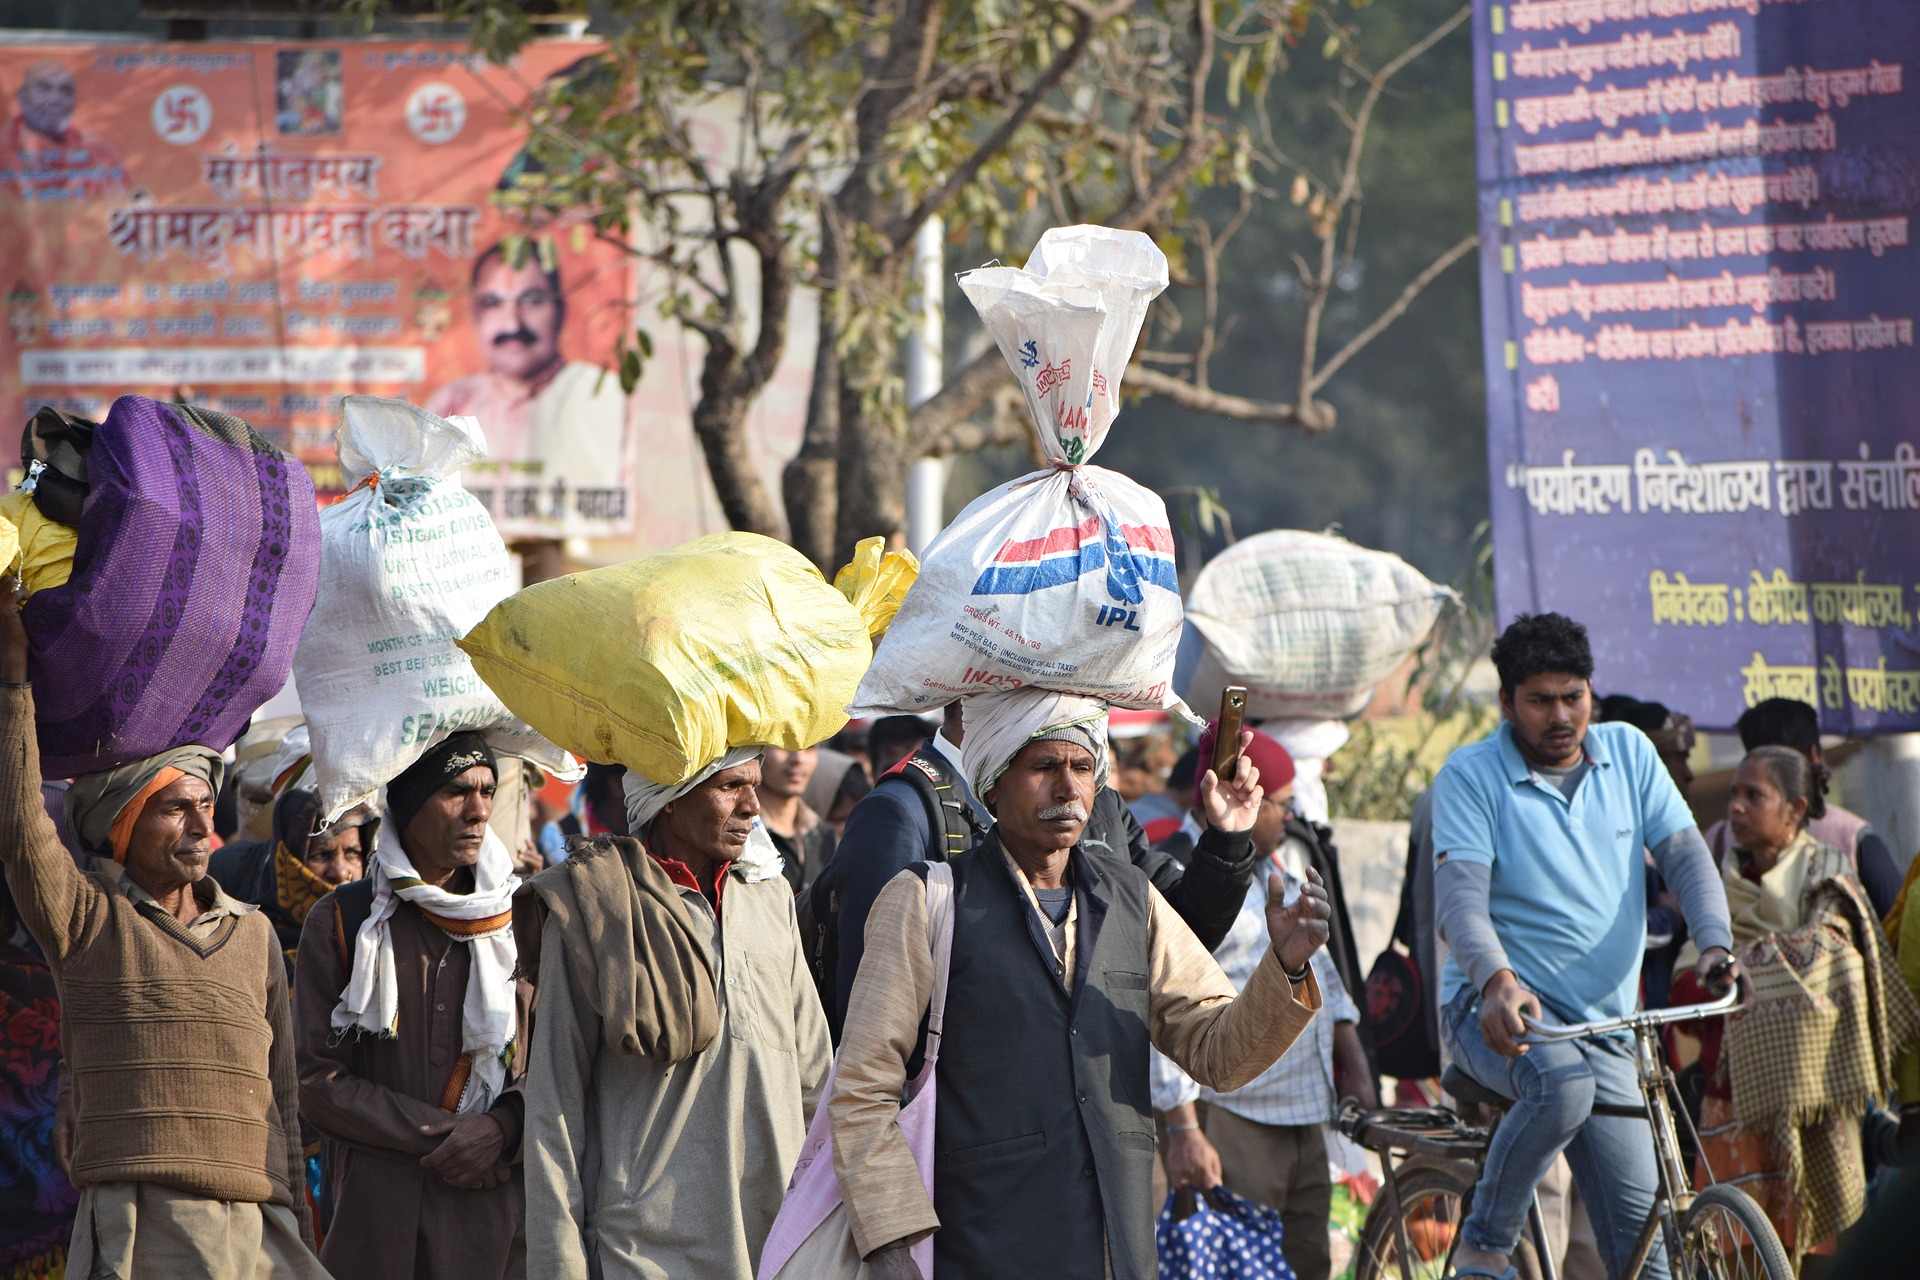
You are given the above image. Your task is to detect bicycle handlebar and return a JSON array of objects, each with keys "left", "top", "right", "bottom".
[{"left": 1520, "top": 983, "right": 1741, "bottom": 1044}]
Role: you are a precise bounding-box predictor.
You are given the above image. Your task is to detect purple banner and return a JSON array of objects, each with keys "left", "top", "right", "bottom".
[{"left": 1476, "top": 0, "right": 1920, "bottom": 732}]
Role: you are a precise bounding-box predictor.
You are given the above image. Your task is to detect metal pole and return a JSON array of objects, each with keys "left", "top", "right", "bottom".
[{"left": 904, "top": 216, "right": 946, "bottom": 556}]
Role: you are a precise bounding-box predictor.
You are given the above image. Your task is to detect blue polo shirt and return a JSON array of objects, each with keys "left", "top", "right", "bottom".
[{"left": 1432, "top": 720, "right": 1695, "bottom": 1023}]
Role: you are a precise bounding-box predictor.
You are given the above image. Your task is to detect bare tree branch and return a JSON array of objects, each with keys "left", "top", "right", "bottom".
[
  {"left": 1110, "top": 0, "right": 1217, "bottom": 231},
  {"left": 1125, "top": 365, "right": 1333, "bottom": 433},
  {"left": 919, "top": 405, "right": 1033, "bottom": 457},
  {"left": 1291, "top": 2, "right": 1470, "bottom": 421},
  {"left": 1306, "top": 232, "right": 1477, "bottom": 395},
  {"left": 906, "top": 347, "right": 1016, "bottom": 455},
  {"left": 884, "top": 7, "right": 1114, "bottom": 260}
]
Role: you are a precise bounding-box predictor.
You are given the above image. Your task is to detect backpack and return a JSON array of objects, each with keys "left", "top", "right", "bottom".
[
  {"left": 1364, "top": 827, "right": 1442, "bottom": 1081},
  {"left": 797, "top": 742, "right": 986, "bottom": 1028}
]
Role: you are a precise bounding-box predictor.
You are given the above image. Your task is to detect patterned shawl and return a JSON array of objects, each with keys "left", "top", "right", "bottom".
[{"left": 1726, "top": 870, "right": 1920, "bottom": 1253}]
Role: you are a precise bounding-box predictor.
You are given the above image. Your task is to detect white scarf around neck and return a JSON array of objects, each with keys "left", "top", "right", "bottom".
[{"left": 330, "top": 815, "right": 521, "bottom": 1114}]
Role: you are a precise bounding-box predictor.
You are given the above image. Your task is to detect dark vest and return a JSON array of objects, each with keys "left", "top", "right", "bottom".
[{"left": 921, "top": 835, "right": 1156, "bottom": 1279}]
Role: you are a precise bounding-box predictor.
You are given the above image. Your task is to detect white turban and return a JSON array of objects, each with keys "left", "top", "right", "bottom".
[
  {"left": 621, "top": 745, "right": 785, "bottom": 883},
  {"left": 962, "top": 688, "right": 1110, "bottom": 804}
]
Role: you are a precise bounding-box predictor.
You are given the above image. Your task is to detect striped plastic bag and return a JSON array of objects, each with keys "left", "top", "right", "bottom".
[{"left": 851, "top": 225, "right": 1185, "bottom": 716}]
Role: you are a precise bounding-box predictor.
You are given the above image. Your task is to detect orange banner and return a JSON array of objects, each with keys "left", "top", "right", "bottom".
[{"left": 0, "top": 41, "right": 666, "bottom": 544}]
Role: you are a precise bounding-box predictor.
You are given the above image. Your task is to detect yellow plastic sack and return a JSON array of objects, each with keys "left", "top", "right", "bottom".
[
  {"left": 833, "top": 538, "right": 919, "bottom": 639},
  {"left": 457, "top": 532, "right": 917, "bottom": 785},
  {"left": 0, "top": 491, "right": 76, "bottom": 596}
]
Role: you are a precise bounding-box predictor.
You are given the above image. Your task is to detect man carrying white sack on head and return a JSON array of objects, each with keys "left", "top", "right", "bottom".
[
  {"left": 294, "top": 732, "right": 532, "bottom": 1280},
  {"left": 831, "top": 686, "right": 1333, "bottom": 1280},
  {"left": 522, "top": 746, "right": 832, "bottom": 1279}
]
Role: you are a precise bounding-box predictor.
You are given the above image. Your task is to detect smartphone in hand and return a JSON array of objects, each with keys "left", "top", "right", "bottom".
[{"left": 1213, "top": 686, "right": 1247, "bottom": 779}]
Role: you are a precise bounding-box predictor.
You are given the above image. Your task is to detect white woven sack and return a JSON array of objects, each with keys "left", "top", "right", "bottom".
[
  {"left": 292, "top": 396, "right": 576, "bottom": 822},
  {"left": 1184, "top": 530, "right": 1454, "bottom": 720},
  {"left": 852, "top": 225, "right": 1186, "bottom": 715}
]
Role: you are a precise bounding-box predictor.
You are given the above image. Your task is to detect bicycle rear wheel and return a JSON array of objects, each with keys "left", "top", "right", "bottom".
[
  {"left": 1355, "top": 1161, "right": 1472, "bottom": 1280},
  {"left": 1673, "top": 1183, "right": 1794, "bottom": 1280}
]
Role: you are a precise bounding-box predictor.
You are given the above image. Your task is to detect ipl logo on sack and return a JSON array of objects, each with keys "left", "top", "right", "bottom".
[{"left": 972, "top": 515, "right": 1177, "bottom": 606}]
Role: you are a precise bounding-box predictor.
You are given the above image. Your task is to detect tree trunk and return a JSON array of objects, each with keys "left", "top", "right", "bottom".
[
  {"left": 833, "top": 375, "right": 907, "bottom": 566},
  {"left": 691, "top": 327, "right": 784, "bottom": 538},
  {"left": 782, "top": 313, "right": 840, "bottom": 568}
]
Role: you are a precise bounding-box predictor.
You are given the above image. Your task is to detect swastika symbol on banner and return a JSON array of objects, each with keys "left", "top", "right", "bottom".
[
  {"left": 151, "top": 85, "right": 211, "bottom": 145},
  {"left": 406, "top": 83, "right": 467, "bottom": 144}
]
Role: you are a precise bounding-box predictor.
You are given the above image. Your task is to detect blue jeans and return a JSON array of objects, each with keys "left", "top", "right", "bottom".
[{"left": 1443, "top": 987, "right": 1668, "bottom": 1280}]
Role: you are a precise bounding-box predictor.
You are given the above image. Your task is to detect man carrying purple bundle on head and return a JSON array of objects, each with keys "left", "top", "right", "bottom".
[{"left": 0, "top": 577, "right": 328, "bottom": 1279}]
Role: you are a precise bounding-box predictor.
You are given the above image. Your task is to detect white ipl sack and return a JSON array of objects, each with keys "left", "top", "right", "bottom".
[
  {"left": 293, "top": 396, "right": 576, "bottom": 822},
  {"left": 1183, "top": 530, "right": 1456, "bottom": 720},
  {"left": 853, "top": 226, "right": 1186, "bottom": 715}
]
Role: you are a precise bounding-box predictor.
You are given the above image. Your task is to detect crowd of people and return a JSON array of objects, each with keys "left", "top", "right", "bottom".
[{"left": 4, "top": 575, "right": 1920, "bottom": 1280}]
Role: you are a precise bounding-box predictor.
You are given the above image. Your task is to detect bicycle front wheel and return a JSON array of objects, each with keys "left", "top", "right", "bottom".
[{"left": 1674, "top": 1183, "right": 1794, "bottom": 1280}]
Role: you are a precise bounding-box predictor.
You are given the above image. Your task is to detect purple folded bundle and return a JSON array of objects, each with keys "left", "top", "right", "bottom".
[{"left": 24, "top": 396, "right": 320, "bottom": 778}]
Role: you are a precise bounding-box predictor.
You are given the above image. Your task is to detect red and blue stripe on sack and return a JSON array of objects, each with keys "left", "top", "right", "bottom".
[{"left": 971, "top": 515, "right": 1178, "bottom": 604}]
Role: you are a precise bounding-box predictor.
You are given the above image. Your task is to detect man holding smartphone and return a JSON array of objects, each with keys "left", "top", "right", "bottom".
[
  {"left": 1152, "top": 723, "right": 1376, "bottom": 1280},
  {"left": 1433, "top": 613, "right": 1735, "bottom": 1280}
]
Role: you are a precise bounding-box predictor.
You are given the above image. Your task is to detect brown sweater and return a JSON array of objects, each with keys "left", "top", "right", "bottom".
[{"left": 0, "top": 685, "right": 304, "bottom": 1209}]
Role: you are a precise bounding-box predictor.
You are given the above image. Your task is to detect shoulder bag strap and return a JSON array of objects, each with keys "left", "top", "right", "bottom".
[{"left": 921, "top": 861, "right": 956, "bottom": 1070}]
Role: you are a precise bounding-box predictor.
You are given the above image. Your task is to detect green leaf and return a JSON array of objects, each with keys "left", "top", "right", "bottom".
[
  {"left": 619, "top": 346, "right": 643, "bottom": 394},
  {"left": 1226, "top": 46, "right": 1249, "bottom": 108}
]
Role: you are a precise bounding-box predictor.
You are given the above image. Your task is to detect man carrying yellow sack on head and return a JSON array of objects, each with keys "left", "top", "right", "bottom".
[
  {"left": 460, "top": 531, "right": 913, "bottom": 1280},
  {"left": 520, "top": 742, "right": 831, "bottom": 1279}
]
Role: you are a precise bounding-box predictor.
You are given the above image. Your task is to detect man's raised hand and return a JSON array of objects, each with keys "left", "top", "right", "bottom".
[
  {"left": 1198, "top": 729, "right": 1263, "bottom": 833},
  {"left": 1265, "top": 865, "right": 1331, "bottom": 974}
]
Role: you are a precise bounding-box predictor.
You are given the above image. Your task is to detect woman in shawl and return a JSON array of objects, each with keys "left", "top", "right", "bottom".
[
  {"left": 210, "top": 790, "right": 377, "bottom": 976},
  {"left": 1671, "top": 746, "right": 1918, "bottom": 1259}
]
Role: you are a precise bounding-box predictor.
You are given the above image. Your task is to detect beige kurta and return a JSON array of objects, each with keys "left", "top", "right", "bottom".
[
  {"left": 831, "top": 860, "right": 1323, "bottom": 1259},
  {"left": 524, "top": 864, "right": 831, "bottom": 1279}
]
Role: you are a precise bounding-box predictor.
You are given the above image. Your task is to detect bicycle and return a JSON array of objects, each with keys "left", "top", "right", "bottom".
[{"left": 1339, "top": 985, "right": 1793, "bottom": 1280}]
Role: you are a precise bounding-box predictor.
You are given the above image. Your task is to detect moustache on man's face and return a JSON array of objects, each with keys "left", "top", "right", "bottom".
[
  {"left": 1037, "top": 801, "right": 1089, "bottom": 823},
  {"left": 492, "top": 327, "right": 539, "bottom": 347}
]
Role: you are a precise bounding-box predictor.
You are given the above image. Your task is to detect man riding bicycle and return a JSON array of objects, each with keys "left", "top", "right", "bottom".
[{"left": 1432, "top": 613, "right": 1737, "bottom": 1280}]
